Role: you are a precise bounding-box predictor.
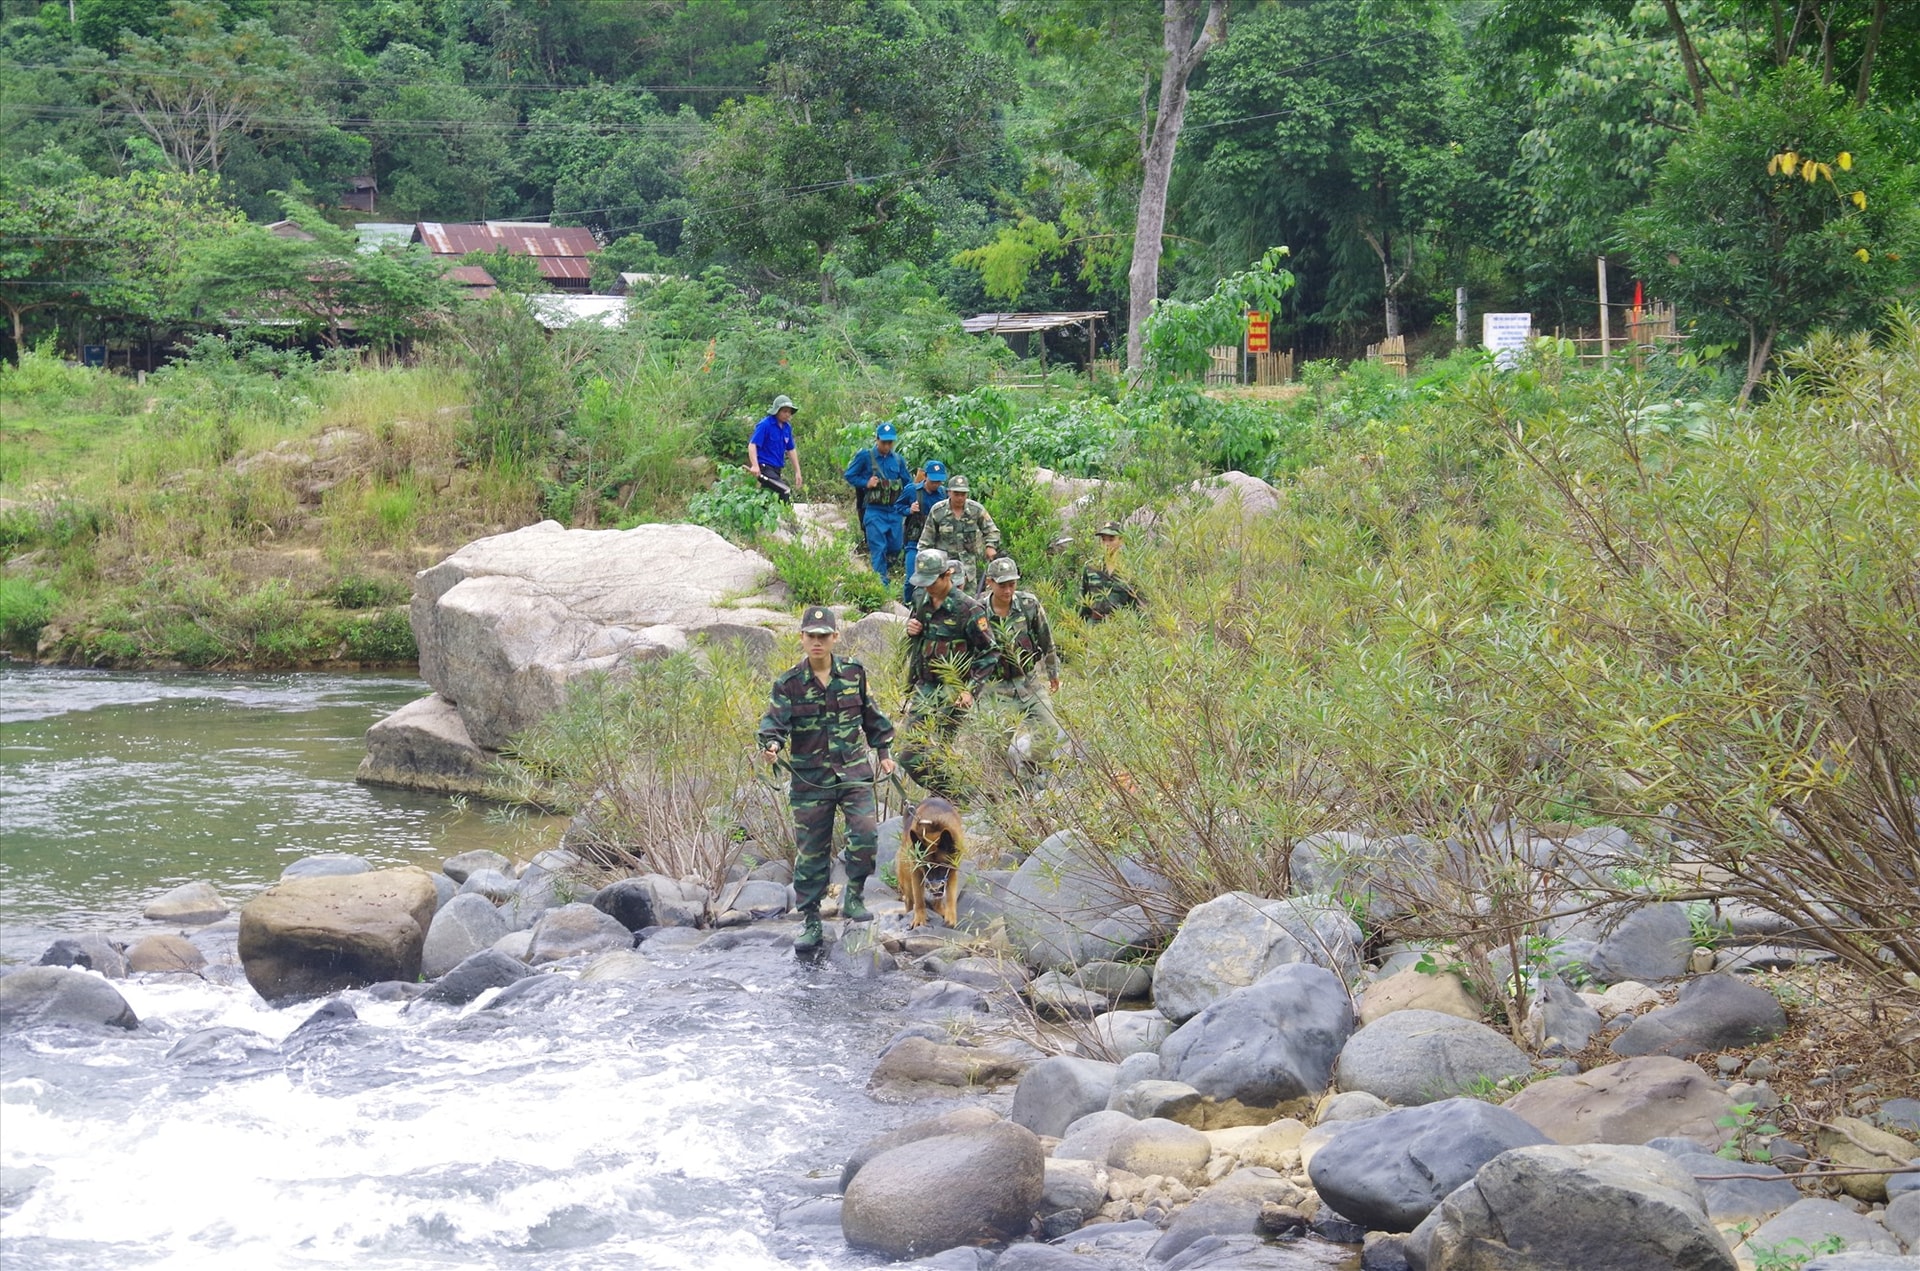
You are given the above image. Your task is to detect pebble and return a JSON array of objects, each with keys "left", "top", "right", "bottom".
[{"left": 1745, "top": 1057, "right": 1777, "bottom": 1079}]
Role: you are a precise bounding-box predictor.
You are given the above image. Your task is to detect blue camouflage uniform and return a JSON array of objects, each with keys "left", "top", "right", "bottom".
[{"left": 844, "top": 443, "right": 914, "bottom": 586}]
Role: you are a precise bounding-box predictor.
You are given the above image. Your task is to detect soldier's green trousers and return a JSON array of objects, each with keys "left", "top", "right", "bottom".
[
  {"left": 789, "top": 771, "right": 879, "bottom": 913},
  {"left": 982, "top": 675, "right": 1066, "bottom": 766}
]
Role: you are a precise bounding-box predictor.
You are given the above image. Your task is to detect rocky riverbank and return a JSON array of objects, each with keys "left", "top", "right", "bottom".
[{"left": 6, "top": 819, "right": 1916, "bottom": 1271}]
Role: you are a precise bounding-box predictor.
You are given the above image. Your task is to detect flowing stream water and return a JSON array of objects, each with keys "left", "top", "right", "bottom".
[{"left": 0, "top": 669, "right": 923, "bottom": 1270}]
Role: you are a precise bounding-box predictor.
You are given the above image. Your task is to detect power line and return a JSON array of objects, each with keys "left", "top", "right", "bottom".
[{"left": 0, "top": 59, "right": 763, "bottom": 95}]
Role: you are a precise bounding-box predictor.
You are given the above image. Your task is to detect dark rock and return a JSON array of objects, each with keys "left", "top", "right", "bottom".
[
  {"left": 1611, "top": 974, "right": 1788, "bottom": 1058},
  {"left": 282, "top": 998, "right": 357, "bottom": 1046},
  {"left": 0, "top": 966, "right": 139, "bottom": 1030},
  {"left": 1529, "top": 973, "right": 1600, "bottom": 1051},
  {"left": 1308, "top": 1097, "right": 1552, "bottom": 1232},
  {"left": 1335, "top": 1009, "right": 1530, "bottom": 1106},
  {"left": 1586, "top": 903, "right": 1692, "bottom": 985},
  {"left": 1257, "top": 1203, "right": 1308, "bottom": 1237},
  {"left": 526, "top": 903, "right": 633, "bottom": 965},
  {"left": 480, "top": 973, "right": 575, "bottom": 1012},
  {"left": 1666, "top": 1151, "right": 1800, "bottom": 1229},
  {"left": 1309, "top": 1207, "right": 1368, "bottom": 1244},
  {"left": 1160, "top": 962, "right": 1354, "bottom": 1111},
  {"left": 1362, "top": 1231, "right": 1413, "bottom": 1271},
  {"left": 37, "top": 934, "right": 128, "bottom": 979},
  {"left": 1010, "top": 1056, "right": 1120, "bottom": 1138},
  {"left": 1149, "top": 1168, "right": 1299, "bottom": 1262},
  {"left": 842, "top": 1120, "right": 1045, "bottom": 1259},
  {"left": 415, "top": 949, "right": 531, "bottom": 1006}
]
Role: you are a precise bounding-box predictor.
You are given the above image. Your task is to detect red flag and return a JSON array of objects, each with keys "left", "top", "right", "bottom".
[{"left": 1634, "top": 280, "right": 1644, "bottom": 308}]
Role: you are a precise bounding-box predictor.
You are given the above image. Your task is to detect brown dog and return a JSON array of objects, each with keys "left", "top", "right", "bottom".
[{"left": 898, "top": 796, "right": 964, "bottom": 928}]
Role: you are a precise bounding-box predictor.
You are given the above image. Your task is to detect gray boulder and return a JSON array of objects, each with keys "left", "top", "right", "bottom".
[
  {"left": 841, "top": 1120, "right": 1045, "bottom": 1258},
  {"left": 280, "top": 853, "right": 372, "bottom": 880},
  {"left": 38, "top": 934, "right": 128, "bottom": 979},
  {"left": 1611, "top": 974, "right": 1788, "bottom": 1058},
  {"left": 1502, "top": 1055, "right": 1735, "bottom": 1146},
  {"left": 1416, "top": 1143, "right": 1736, "bottom": 1270},
  {"left": 1108, "top": 1117, "right": 1212, "bottom": 1185},
  {"left": 1113, "top": 1080, "right": 1204, "bottom": 1123},
  {"left": 1053, "top": 1110, "right": 1140, "bottom": 1164},
  {"left": 1528, "top": 973, "right": 1602, "bottom": 1051},
  {"left": 1148, "top": 1167, "right": 1298, "bottom": 1263},
  {"left": 1104, "top": 1050, "right": 1164, "bottom": 1109},
  {"left": 238, "top": 867, "right": 438, "bottom": 999},
  {"left": 1152, "top": 892, "right": 1361, "bottom": 1024},
  {"left": 459, "top": 869, "right": 518, "bottom": 903},
  {"left": 416, "top": 949, "right": 532, "bottom": 1006},
  {"left": 715, "top": 879, "right": 788, "bottom": 918},
  {"left": 1738, "top": 1198, "right": 1903, "bottom": 1263},
  {"left": 443, "top": 849, "right": 510, "bottom": 884},
  {"left": 593, "top": 874, "right": 706, "bottom": 931},
  {"left": 904, "top": 980, "right": 990, "bottom": 1019},
  {"left": 1307, "top": 1098, "right": 1551, "bottom": 1232},
  {"left": 840, "top": 1107, "right": 1004, "bottom": 1191},
  {"left": 1665, "top": 1151, "right": 1801, "bottom": 1230},
  {"left": 526, "top": 903, "right": 633, "bottom": 965},
  {"left": 1076, "top": 960, "right": 1154, "bottom": 1000},
  {"left": 1159, "top": 962, "right": 1353, "bottom": 1111},
  {"left": 0, "top": 966, "right": 140, "bottom": 1030},
  {"left": 1336, "top": 1009, "right": 1530, "bottom": 1106},
  {"left": 354, "top": 692, "right": 495, "bottom": 796},
  {"left": 1080, "top": 1009, "right": 1174, "bottom": 1059},
  {"left": 1587, "top": 903, "right": 1693, "bottom": 985},
  {"left": 142, "top": 880, "right": 229, "bottom": 924},
  {"left": 1029, "top": 970, "right": 1108, "bottom": 1019},
  {"left": 420, "top": 893, "right": 510, "bottom": 978},
  {"left": 999, "top": 830, "right": 1173, "bottom": 972},
  {"left": 1010, "top": 1056, "right": 1120, "bottom": 1138}
]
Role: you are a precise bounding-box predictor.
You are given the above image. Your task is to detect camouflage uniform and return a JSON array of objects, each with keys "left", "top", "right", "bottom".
[
  {"left": 1079, "top": 564, "right": 1143, "bottom": 621},
  {"left": 900, "top": 585, "right": 998, "bottom": 797},
  {"left": 757, "top": 655, "right": 894, "bottom": 914},
  {"left": 981, "top": 588, "right": 1066, "bottom": 763},
  {"left": 918, "top": 498, "right": 1001, "bottom": 593}
]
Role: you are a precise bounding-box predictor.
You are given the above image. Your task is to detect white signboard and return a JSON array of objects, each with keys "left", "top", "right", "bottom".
[{"left": 1483, "top": 312, "right": 1533, "bottom": 368}]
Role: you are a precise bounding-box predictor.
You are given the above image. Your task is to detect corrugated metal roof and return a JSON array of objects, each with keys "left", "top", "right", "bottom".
[
  {"left": 413, "top": 221, "right": 599, "bottom": 260},
  {"left": 535, "top": 256, "right": 593, "bottom": 281},
  {"left": 446, "top": 266, "right": 497, "bottom": 285},
  {"left": 961, "top": 311, "right": 1106, "bottom": 335}
]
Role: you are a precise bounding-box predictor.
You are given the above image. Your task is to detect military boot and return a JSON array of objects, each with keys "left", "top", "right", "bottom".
[
  {"left": 841, "top": 880, "right": 872, "bottom": 923},
  {"left": 793, "top": 908, "right": 825, "bottom": 952}
]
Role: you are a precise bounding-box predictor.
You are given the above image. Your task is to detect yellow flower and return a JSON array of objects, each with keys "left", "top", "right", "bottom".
[
  {"left": 1838, "top": 151, "right": 1853, "bottom": 171},
  {"left": 1852, "top": 190, "right": 1867, "bottom": 210},
  {"left": 1855, "top": 248, "right": 1871, "bottom": 262}
]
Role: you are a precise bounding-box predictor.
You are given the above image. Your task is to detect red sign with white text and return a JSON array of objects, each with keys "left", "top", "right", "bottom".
[{"left": 1246, "top": 311, "right": 1270, "bottom": 353}]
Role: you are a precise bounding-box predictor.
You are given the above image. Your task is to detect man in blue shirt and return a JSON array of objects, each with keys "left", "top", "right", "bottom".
[
  {"left": 844, "top": 422, "right": 913, "bottom": 588},
  {"left": 748, "top": 395, "right": 802, "bottom": 498},
  {"left": 901, "top": 459, "right": 946, "bottom": 605}
]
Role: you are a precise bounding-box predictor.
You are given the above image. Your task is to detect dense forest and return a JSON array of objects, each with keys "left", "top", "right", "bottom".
[{"left": 3, "top": 0, "right": 1916, "bottom": 385}]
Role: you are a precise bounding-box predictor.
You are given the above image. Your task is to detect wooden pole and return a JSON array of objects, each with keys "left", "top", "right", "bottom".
[
  {"left": 1597, "top": 256, "right": 1611, "bottom": 365},
  {"left": 1455, "top": 286, "right": 1467, "bottom": 347}
]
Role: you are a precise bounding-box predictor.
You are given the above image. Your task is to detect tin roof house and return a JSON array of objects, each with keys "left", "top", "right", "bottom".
[{"left": 410, "top": 221, "right": 600, "bottom": 293}]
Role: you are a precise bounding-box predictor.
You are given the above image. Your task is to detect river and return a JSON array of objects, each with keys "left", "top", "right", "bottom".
[{"left": 0, "top": 669, "right": 923, "bottom": 1270}]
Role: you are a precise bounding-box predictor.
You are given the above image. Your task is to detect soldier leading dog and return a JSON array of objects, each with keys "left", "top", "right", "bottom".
[{"left": 898, "top": 796, "right": 964, "bottom": 929}]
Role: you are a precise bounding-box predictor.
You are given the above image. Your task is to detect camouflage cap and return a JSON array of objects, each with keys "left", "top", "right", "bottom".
[
  {"left": 1094, "top": 520, "right": 1124, "bottom": 538},
  {"left": 799, "top": 605, "right": 837, "bottom": 634},
  {"left": 947, "top": 474, "right": 970, "bottom": 494},
  {"left": 909, "top": 548, "right": 953, "bottom": 587},
  {"left": 985, "top": 556, "right": 1020, "bottom": 583}
]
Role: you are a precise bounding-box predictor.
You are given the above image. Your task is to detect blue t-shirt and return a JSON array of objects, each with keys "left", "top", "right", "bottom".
[{"left": 751, "top": 414, "right": 795, "bottom": 470}]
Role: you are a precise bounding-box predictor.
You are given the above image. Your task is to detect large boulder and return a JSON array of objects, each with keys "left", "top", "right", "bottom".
[
  {"left": 409, "top": 521, "right": 788, "bottom": 749},
  {"left": 840, "top": 1107, "right": 1004, "bottom": 1192},
  {"left": 841, "top": 1121, "right": 1045, "bottom": 1259},
  {"left": 1736, "top": 1198, "right": 1904, "bottom": 1264},
  {"left": 1188, "top": 471, "right": 1281, "bottom": 519},
  {"left": 1611, "top": 974, "right": 1787, "bottom": 1059},
  {"left": 420, "top": 893, "right": 510, "bottom": 978},
  {"left": 1414, "top": 1144, "right": 1736, "bottom": 1270},
  {"left": 37, "top": 934, "right": 128, "bottom": 979},
  {"left": 1335, "top": 1010, "right": 1531, "bottom": 1107},
  {"left": 1106, "top": 1117, "right": 1212, "bottom": 1185},
  {"left": 126, "top": 934, "right": 207, "bottom": 973},
  {"left": 1152, "top": 892, "right": 1362, "bottom": 1024},
  {"left": 998, "top": 831, "right": 1173, "bottom": 972},
  {"left": 1307, "top": 1098, "right": 1551, "bottom": 1233},
  {"left": 1009, "top": 1056, "right": 1120, "bottom": 1138},
  {"left": 526, "top": 903, "right": 634, "bottom": 965},
  {"left": 869, "top": 1038, "right": 1031, "bottom": 1095},
  {"left": 593, "top": 874, "right": 706, "bottom": 931},
  {"left": 1079, "top": 1009, "right": 1174, "bottom": 1059},
  {"left": 0, "top": 966, "right": 139, "bottom": 1030},
  {"left": 1361, "top": 966, "right": 1481, "bottom": 1025},
  {"left": 238, "top": 867, "right": 439, "bottom": 1000},
  {"left": 355, "top": 693, "right": 496, "bottom": 795},
  {"left": 1586, "top": 902, "right": 1694, "bottom": 986},
  {"left": 415, "top": 949, "right": 532, "bottom": 1006},
  {"left": 142, "top": 880, "right": 229, "bottom": 924},
  {"left": 1158, "top": 963, "right": 1353, "bottom": 1113},
  {"left": 1502, "top": 1056, "right": 1736, "bottom": 1147}
]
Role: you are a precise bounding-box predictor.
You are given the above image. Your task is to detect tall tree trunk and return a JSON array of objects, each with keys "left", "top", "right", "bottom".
[
  {"left": 1662, "top": 0, "right": 1708, "bottom": 113},
  {"left": 1856, "top": 0, "right": 1887, "bottom": 103},
  {"left": 1126, "top": 0, "right": 1227, "bottom": 374},
  {"left": 1739, "top": 321, "right": 1778, "bottom": 405}
]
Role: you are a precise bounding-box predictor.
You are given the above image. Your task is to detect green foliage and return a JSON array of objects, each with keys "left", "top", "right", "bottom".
[
  {"left": 341, "top": 608, "right": 416, "bottom": 663},
  {"left": 1140, "top": 248, "right": 1297, "bottom": 382},
  {"left": 0, "top": 576, "right": 58, "bottom": 647},
  {"left": 448, "top": 298, "right": 575, "bottom": 463},
  {"left": 763, "top": 535, "right": 888, "bottom": 612},
  {"left": 687, "top": 468, "right": 783, "bottom": 543},
  {"left": 1747, "top": 1235, "right": 1846, "bottom": 1270},
  {"left": 1715, "top": 1102, "right": 1785, "bottom": 1163}
]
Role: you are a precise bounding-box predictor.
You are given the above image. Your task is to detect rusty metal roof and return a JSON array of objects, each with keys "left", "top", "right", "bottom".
[
  {"left": 413, "top": 221, "right": 599, "bottom": 260},
  {"left": 446, "top": 265, "right": 497, "bottom": 286}
]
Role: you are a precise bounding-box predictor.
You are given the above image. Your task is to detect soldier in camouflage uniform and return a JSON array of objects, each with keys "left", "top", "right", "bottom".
[
  {"left": 757, "top": 605, "right": 896, "bottom": 951},
  {"left": 899, "top": 548, "right": 998, "bottom": 798},
  {"left": 916, "top": 474, "right": 1001, "bottom": 593},
  {"left": 978, "top": 555, "right": 1067, "bottom": 768},
  {"left": 1079, "top": 520, "right": 1144, "bottom": 621}
]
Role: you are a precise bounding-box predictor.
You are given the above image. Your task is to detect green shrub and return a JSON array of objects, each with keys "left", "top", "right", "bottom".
[
  {"left": 765, "top": 535, "right": 889, "bottom": 611},
  {"left": 688, "top": 469, "right": 783, "bottom": 542},
  {"left": 328, "top": 575, "right": 406, "bottom": 610},
  {"left": 0, "top": 578, "right": 58, "bottom": 647},
  {"left": 343, "top": 608, "right": 418, "bottom": 662}
]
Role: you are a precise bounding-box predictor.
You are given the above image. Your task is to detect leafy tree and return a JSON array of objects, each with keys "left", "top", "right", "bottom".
[
  {"left": 1140, "top": 245, "right": 1296, "bottom": 381},
  {"left": 1618, "top": 62, "right": 1920, "bottom": 400},
  {"left": 514, "top": 87, "right": 704, "bottom": 251},
  {"left": 359, "top": 43, "right": 510, "bottom": 220}
]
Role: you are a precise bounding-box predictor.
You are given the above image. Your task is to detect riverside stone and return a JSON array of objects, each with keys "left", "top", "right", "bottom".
[
  {"left": 1528, "top": 973, "right": 1602, "bottom": 1051},
  {"left": 280, "top": 853, "right": 373, "bottom": 880},
  {"left": 238, "top": 867, "right": 438, "bottom": 1000},
  {"left": 1415, "top": 1143, "right": 1736, "bottom": 1270},
  {"left": 1113, "top": 1079, "right": 1206, "bottom": 1124},
  {"left": 1054, "top": 1110, "right": 1142, "bottom": 1165},
  {"left": 416, "top": 949, "right": 531, "bottom": 1005},
  {"left": 1080, "top": 1009, "right": 1174, "bottom": 1059},
  {"left": 1738, "top": 1199, "right": 1902, "bottom": 1262},
  {"left": 1801, "top": 1255, "right": 1920, "bottom": 1270},
  {"left": 354, "top": 693, "right": 494, "bottom": 795},
  {"left": 442, "top": 849, "right": 509, "bottom": 884},
  {"left": 998, "top": 830, "right": 1173, "bottom": 972},
  {"left": 38, "top": 934, "right": 127, "bottom": 979},
  {"left": 841, "top": 1120, "right": 1044, "bottom": 1258},
  {"left": 1107, "top": 1117, "right": 1212, "bottom": 1185},
  {"left": 840, "top": 1107, "right": 1004, "bottom": 1191},
  {"left": 1587, "top": 902, "right": 1694, "bottom": 985},
  {"left": 0, "top": 966, "right": 139, "bottom": 1030},
  {"left": 1815, "top": 1117, "right": 1918, "bottom": 1202},
  {"left": 420, "top": 893, "right": 510, "bottom": 978},
  {"left": 1611, "top": 974, "right": 1788, "bottom": 1059},
  {"left": 904, "top": 980, "right": 990, "bottom": 1019},
  {"left": 869, "top": 1037, "right": 1030, "bottom": 1094},
  {"left": 1010, "top": 1056, "right": 1120, "bottom": 1138},
  {"left": 142, "top": 880, "right": 229, "bottom": 924},
  {"left": 459, "top": 869, "right": 518, "bottom": 903},
  {"left": 409, "top": 521, "right": 787, "bottom": 751},
  {"left": 593, "top": 874, "right": 705, "bottom": 931},
  {"left": 1360, "top": 966, "right": 1480, "bottom": 1025},
  {"left": 1502, "top": 1055, "right": 1737, "bottom": 1147},
  {"left": 1152, "top": 892, "right": 1362, "bottom": 1024},
  {"left": 1306, "top": 1098, "right": 1552, "bottom": 1232},
  {"left": 1076, "top": 961, "right": 1154, "bottom": 1000},
  {"left": 1159, "top": 963, "right": 1354, "bottom": 1112},
  {"left": 1030, "top": 971, "right": 1109, "bottom": 1019},
  {"left": 1335, "top": 1009, "right": 1531, "bottom": 1106},
  {"left": 526, "top": 903, "right": 633, "bottom": 965},
  {"left": 1316, "top": 1089, "right": 1392, "bottom": 1124},
  {"left": 1664, "top": 1151, "right": 1801, "bottom": 1230},
  {"left": 715, "top": 879, "right": 788, "bottom": 918},
  {"left": 125, "top": 934, "right": 206, "bottom": 973},
  {"left": 1148, "top": 1167, "right": 1298, "bottom": 1263}
]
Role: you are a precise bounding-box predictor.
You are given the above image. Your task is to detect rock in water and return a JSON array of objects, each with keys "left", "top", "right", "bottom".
[
  {"left": 238, "top": 867, "right": 439, "bottom": 1000},
  {"left": 355, "top": 693, "right": 496, "bottom": 796},
  {"left": 842, "top": 1120, "right": 1044, "bottom": 1258},
  {"left": 1415, "top": 1143, "right": 1736, "bottom": 1270},
  {"left": 420, "top": 892, "right": 510, "bottom": 978},
  {"left": 840, "top": 1107, "right": 1004, "bottom": 1192},
  {"left": 1307, "top": 1097, "right": 1551, "bottom": 1232},
  {"left": 526, "top": 903, "right": 633, "bottom": 965},
  {"left": 142, "top": 880, "right": 229, "bottom": 924},
  {"left": 37, "top": 934, "right": 128, "bottom": 979},
  {"left": 126, "top": 934, "right": 207, "bottom": 973},
  {"left": 408, "top": 521, "right": 788, "bottom": 750},
  {"left": 0, "top": 966, "right": 140, "bottom": 1031}
]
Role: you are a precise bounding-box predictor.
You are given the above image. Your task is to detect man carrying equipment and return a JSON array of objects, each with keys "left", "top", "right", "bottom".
[
  {"left": 916, "top": 474, "right": 1000, "bottom": 594},
  {"left": 756, "top": 606, "right": 895, "bottom": 951},
  {"left": 901, "top": 459, "right": 947, "bottom": 604},
  {"left": 899, "top": 549, "right": 998, "bottom": 797},
  {"left": 1080, "top": 520, "right": 1144, "bottom": 621},
  {"left": 979, "top": 555, "right": 1066, "bottom": 770},
  {"left": 843, "top": 422, "right": 912, "bottom": 589},
  {"left": 748, "top": 395, "right": 802, "bottom": 499}
]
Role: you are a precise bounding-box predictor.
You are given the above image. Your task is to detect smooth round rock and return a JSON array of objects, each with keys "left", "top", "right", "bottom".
[{"left": 1335, "top": 1009, "right": 1530, "bottom": 1106}]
